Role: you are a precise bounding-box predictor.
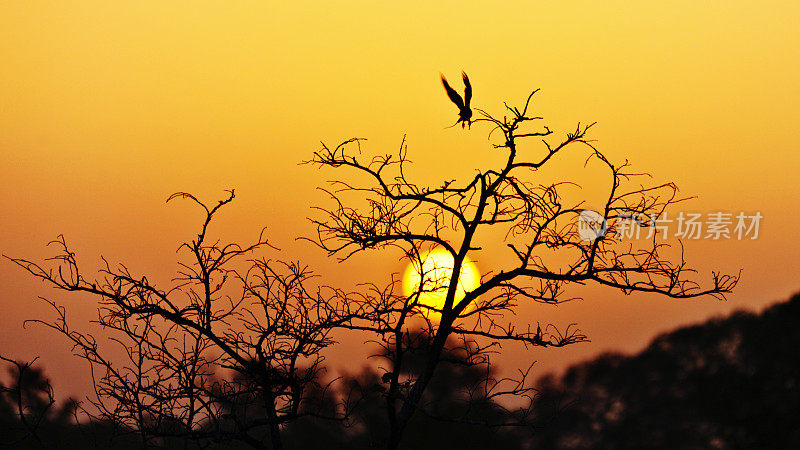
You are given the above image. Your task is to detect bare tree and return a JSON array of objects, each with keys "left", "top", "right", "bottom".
[
  {"left": 7, "top": 191, "right": 360, "bottom": 449},
  {"left": 7, "top": 82, "right": 739, "bottom": 449},
  {"left": 306, "top": 88, "right": 739, "bottom": 448}
]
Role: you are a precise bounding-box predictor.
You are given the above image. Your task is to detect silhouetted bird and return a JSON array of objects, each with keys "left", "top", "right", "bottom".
[{"left": 440, "top": 71, "right": 472, "bottom": 129}]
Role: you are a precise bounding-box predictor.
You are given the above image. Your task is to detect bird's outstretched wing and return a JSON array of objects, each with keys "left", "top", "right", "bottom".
[
  {"left": 440, "top": 74, "right": 465, "bottom": 110},
  {"left": 461, "top": 71, "right": 472, "bottom": 108}
]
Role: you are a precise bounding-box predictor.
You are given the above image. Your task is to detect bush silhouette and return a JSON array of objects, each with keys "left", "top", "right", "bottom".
[{"left": 531, "top": 293, "right": 800, "bottom": 449}]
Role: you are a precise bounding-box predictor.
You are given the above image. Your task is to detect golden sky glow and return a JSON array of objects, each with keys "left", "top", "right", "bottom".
[{"left": 1, "top": 1, "right": 799, "bottom": 398}]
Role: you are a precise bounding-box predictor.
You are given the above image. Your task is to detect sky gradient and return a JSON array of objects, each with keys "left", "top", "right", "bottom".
[{"left": 2, "top": 1, "right": 799, "bottom": 399}]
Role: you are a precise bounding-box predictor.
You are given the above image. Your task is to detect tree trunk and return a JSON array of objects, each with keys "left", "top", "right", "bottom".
[{"left": 387, "top": 319, "right": 453, "bottom": 449}]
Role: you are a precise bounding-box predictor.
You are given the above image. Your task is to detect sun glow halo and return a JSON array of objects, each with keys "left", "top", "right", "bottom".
[{"left": 402, "top": 249, "right": 480, "bottom": 319}]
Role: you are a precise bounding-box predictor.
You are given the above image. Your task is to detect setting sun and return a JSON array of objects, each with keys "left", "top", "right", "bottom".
[{"left": 402, "top": 249, "right": 480, "bottom": 318}]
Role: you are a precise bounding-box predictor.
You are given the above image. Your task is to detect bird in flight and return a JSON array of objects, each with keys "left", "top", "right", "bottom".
[{"left": 440, "top": 71, "right": 472, "bottom": 129}]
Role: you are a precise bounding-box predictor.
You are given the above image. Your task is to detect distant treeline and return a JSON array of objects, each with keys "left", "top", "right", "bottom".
[
  {"left": 530, "top": 293, "right": 800, "bottom": 449},
  {"left": 3, "top": 293, "right": 799, "bottom": 449}
]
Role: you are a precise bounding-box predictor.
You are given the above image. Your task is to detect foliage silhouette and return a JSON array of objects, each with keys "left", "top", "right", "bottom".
[
  {"left": 0, "top": 356, "right": 141, "bottom": 449},
  {"left": 7, "top": 294, "right": 797, "bottom": 448},
  {"left": 281, "top": 331, "right": 531, "bottom": 449},
  {"left": 530, "top": 292, "right": 800, "bottom": 449},
  {"left": 0, "top": 334, "right": 532, "bottom": 449}
]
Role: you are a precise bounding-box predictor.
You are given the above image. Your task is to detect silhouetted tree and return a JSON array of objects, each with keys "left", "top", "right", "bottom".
[
  {"left": 7, "top": 191, "right": 361, "bottom": 449},
  {"left": 307, "top": 85, "right": 739, "bottom": 448},
  {"left": 8, "top": 80, "right": 741, "bottom": 450},
  {"left": 530, "top": 292, "right": 800, "bottom": 449},
  {"left": 0, "top": 355, "right": 142, "bottom": 449},
  {"left": 280, "top": 331, "right": 530, "bottom": 449}
]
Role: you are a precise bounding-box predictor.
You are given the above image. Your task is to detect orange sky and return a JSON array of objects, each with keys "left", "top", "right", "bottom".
[{"left": 2, "top": 1, "right": 799, "bottom": 399}]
